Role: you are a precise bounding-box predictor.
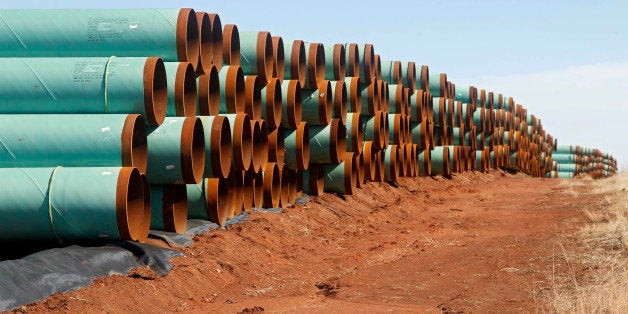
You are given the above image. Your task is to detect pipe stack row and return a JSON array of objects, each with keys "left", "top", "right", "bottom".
[
  {"left": 0, "top": 8, "right": 617, "bottom": 244},
  {"left": 550, "top": 145, "right": 617, "bottom": 179}
]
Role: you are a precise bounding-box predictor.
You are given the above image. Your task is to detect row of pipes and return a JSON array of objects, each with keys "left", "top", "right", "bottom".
[{"left": 0, "top": 8, "right": 617, "bottom": 244}]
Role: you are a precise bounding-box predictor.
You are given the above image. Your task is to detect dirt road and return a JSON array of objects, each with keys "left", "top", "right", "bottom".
[{"left": 24, "top": 171, "right": 594, "bottom": 313}]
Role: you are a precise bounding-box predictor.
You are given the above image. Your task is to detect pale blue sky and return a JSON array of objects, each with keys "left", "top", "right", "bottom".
[{"left": 6, "top": 1, "right": 628, "bottom": 170}]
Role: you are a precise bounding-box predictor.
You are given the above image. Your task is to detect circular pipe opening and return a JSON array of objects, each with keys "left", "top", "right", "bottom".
[
  {"left": 392, "top": 61, "right": 402, "bottom": 84},
  {"left": 195, "top": 12, "right": 211, "bottom": 75},
  {"left": 121, "top": 114, "right": 148, "bottom": 174},
  {"left": 347, "top": 77, "right": 361, "bottom": 113},
  {"left": 279, "top": 164, "right": 290, "bottom": 207},
  {"left": 266, "top": 78, "right": 283, "bottom": 128},
  {"left": 296, "top": 121, "right": 310, "bottom": 170},
  {"left": 250, "top": 119, "right": 263, "bottom": 173},
  {"left": 257, "top": 119, "right": 269, "bottom": 172},
  {"left": 253, "top": 171, "right": 264, "bottom": 208},
  {"left": 231, "top": 170, "right": 244, "bottom": 215},
  {"left": 374, "top": 53, "right": 381, "bottom": 81},
  {"left": 343, "top": 153, "right": 356, "bottom": 195},
  {"left": 268, "top": 126, "right": 285, "bottom": 165},
  {"left": 363, "top": 141, "right": 376, "bottom": 181},
  {"left": 420, "top": 65, "right": 430, "bottom": 91},
  {"left": 351, "top": 113, "right": 364, "bottom": 154},
  {"left": 198, "top": 65, "right": 221, "bottom": 116},
  {"left": 308, "top": 43, "right": 326, "bottom": 88},
  {"left": 257, "top": 31, "right": 274, "bottom": 83},
  {"left": 309, "top": 163, "right": 325, "bottom": 196},
  {"left": 242, "top": 170, "right": 254, "bottom": 212},
  {"left": 333, "top": 44, "right": 346, "bottom": 81},
  {"left": 205, "top": 177, "right": 230, "bottom": 226},
  {"left": 176, "top": 8, "right": 200, "bottom": 71},
  {"left": 175, "top": 62, "right": 197, "bottom": 117},
  {"left": 244, "top": 75, "right": 263, "bottom": 120},
  {"left": 209, "top": 116, "right": 233, "bottom": 179},
  {"left": 263, "top": 163, "right": 281, "bottom": 208},
  {"left": 233, "top": 113, "right": 253, "bottom": 171},
  {"left": 222, "top": 24, "right": 240, "bottom": 66},
  {"left": 180, "top": 117, "right": 206, "bottom": 184},
  {"left": 291, "top": 40, "right": 307, "bottom": 86},
  {"left": 346, "top": 43, "right": 359, "bottom": 78},
  {"left": 165, "top": 184, "right": 188, "bottom": 234},
  {"left": 333, "top": 81, "right": 348, "bottom": 124},
  {"left": 355, "top": 153, "right": 364, "bottom": 188},
  {"left": 225, "top": 66, "right": 246, "bottom": 113},
  {"left": 284, "top": 80, "right": 302, "bottom": 129},
  {"left": 406, "top": 62, "right": 416, "bottom": 94},
  {"left": 143, "top": 57, "right": 167, "bottom": 126},
  {"left": 330, "top": 118, "right": 347, "bottom": 163},
  {"left": 362, "top": 44, "right": 375, "bottom": 84},
  {"left": 442, "top": 146, "right": 451, "bottom": 176},
  {"left": 272, "top": 36, "right": 285, "bottom": 82},
  {"left": 137, "top": 173, "right": 151, "bottom": 243},
  {"left": 318, "top": 80, "right": 333, "bottom": 124},
  {"left": 115, "top": 167, "right": 144, "bottom": 241},
  {"left": 208, "top": 13, "right": 223, "bottom": 70}
]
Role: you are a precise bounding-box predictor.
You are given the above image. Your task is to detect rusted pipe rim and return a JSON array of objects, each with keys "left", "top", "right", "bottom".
[
  {"left": 391, "top": 114, "right": 402, "bottom": 145},
  {"left": 279, "top": 163, "right": 290, "bottom": 207},
  {"left": 356, "top": 153, "right": 365, "bottom": 187},
  {"left": 287, "top": 169, "right": 297, "bottom": 204},
  {"left": 285, "top": 79, "right": 303, "bottom": 129},
  {"left": 350, "top": 113, "right": 363, "bottom": 154},
  {"left": 295, "top": 121, "right": 310, "bottom": 170},
  {"left": 174, "top": 62, "right": 197, "bottom": 117},
  {"left": 407, "top": 144, "right": 415, "bottom": 177},
  {"left": 442, "top": 146, "right": 451, "bottom": 176},
  {"left": 396, "top": 145, "right": 405, "bottom": 178},
  {"left": 253, "top": 171, "right": 264, "bottom": 208},
  {"left": 333, "top": 44, "right": 346, "bottom": 81},
  {"left": 267, "top": 126, "right": 285, "bottom": 164},
  {"left": 317, "top": 80, "right": 333, "bottom": 124},
  {"left": 375, "top": 54, "right": 383, "bottom": 81},
  {"left": 207, "top": 13, "right": 223, "bottom": 70},
  {"left": 366, "top": 79, "right": 379, "bottom": 114},
  {"left": 406, "top": 62, "right": 416, "bottom": 94},
  {"left": 347, "top": 77, "right": 361, "bottom": 113},
  {"left": 329, "top": 118, "right": 347, "bottom": 163},
  {"left": 424, "top": 147, "right": 432, "bottom": 176},
  {"left": 195, "top": 12, "right": 211, "bottom": 75},
  {"left": 164, "top": 184, "right": 188, "bottom": 234},
  {"left": 256, "top": 119, "right": 269, "bottom": 172},
  {"left": 290, "top": 40, "right": 307, "bottom": 86},
  {"left": 225, "top": 66, "right": 246, "bottom": 113},
  {"left": 205, "top": 178, "right": 230, "bottom": 226},
  {"left": 222, "top": 24, "right": 240, "bottom": 66},
  {"left": 308, "top": 43, "right": 325, "bottom": 88},
  {"left": 208, "top": 115, "right": 232, "bottom": 179},
  {"left": 382, "top": 112, "right": 390, "bottom": 147},
  {"left": 250, "top": 119, "right": 263, "bottom": 173},
  {"left": 232, "top": 113, "right": 253, "bottom": 171},
  {"left": 420, "top": 65, "right": 430, "bottom": 91},
  {"left": 381, "top": 81, "right": 390, "bottom": 113},
  {"left": 391, "top": 61, "right": 402, "bottom": 84},
  {"left": 256, "top": 31, "right": 274, "bottom": 84},
  {"left": 271, "top": 36, "right": 285, "bottom": 83},
  {"left": 376, "top": 150, "right": 386, "bottom": 182},
  {"left": 242, "top": 170, "right": 254, "bottom": 212},
  {"left": 198, "top": 65, "right": 220, "bottom": 116},
  {"left": 342, "top": 153, "right": 356, "bottom": 195},
  {"left": 333, "top": 80, "right": 348, "bottom": 124},
  {"left": 405, "top": 115, "right": 412, "bottom": 145},
  {"left": 372, "top": 110, "right": 384, "bottom": 150},
  {"left": 392, "top": 85, "right": 404, "bottom": 114},
  {"left": 403, "top": 87, "right": 410, "bottom": 117},
  {"left": 244, "top": 75, "right": 263, "bottom": 120},
  {"left": 143, "top": 57, "right": 167, "bottom": 126},
  {"left": 438, "top": 73, "right": 447, "bottom": 98},
  {"left": 231, "top": 170, "right": 244, "bottom": 215},
  {"left": 176, "top": 8, "right": 200, "bottom": 71},
  {"left": 180, "top": 117, "right": 206, "bottom": 183},
  {"left": 263, "top": 162, "right": 281, "bottom": 208},
  {"left": 121, "top": 114, "right": 148, "bottom": 174},
  {"left": 115, "top": 167, "right": 143, "bottom": 241},
  {"left": 362, "top": 44, "right": 375, "bottom": 84},
  {"left": 137, "top": 173, "right": 151, "bottom": 243},
  {"left": 346, "top": 43, "right": 359, "bottom": 78},
  {"left": 265, "top": 78, "right": 283, "bottom": 128},
  {"left": 225, "top": 174, "right": 236, "bottom": 218},
  {"left": 362, "top": 141, "right": 376, "bottom": 181},
  {"left": 387, "top": 145, "right": 398, "bottom": 181},
  {"left": 309, "top": 163, "right": 325, "bottom": 196}
]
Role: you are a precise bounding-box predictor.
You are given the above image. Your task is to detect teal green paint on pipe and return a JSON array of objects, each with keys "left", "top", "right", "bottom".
[
  {"left": 357, "top": 44, "right": 370, "bottom": 84},
  {"left": 279, "top": 80, "right": 293, "bottom": 126},
  {"left": 360, "top": 82, "right": 374, "bottom": 115},
  {"left": 323, "top": 162, "right": 347, "bottom": 194},
  {"left": 198, "top": 116, "right": 231, "bottom": 179},
  {"left": 0, "top": 167, "right": 131, "bottom": 241},
  {"left": 186, "top": 180, "right": 207, "bottom": 220},
  {"left": 0, "top": 9, "right": 192, "bottom": 62},
  {"left": 428, "top": 73, "right": 441, "bottom": 97},
  {"left": 380, "top": 60, "right": 394, "bottom": 84},
  {"left": 431, "top": 146, "right": 449, "bottom": 175},
  {"left": 476, "top": 133, "right": 484, "bottom": 149},
  {"left": 417, "top": 149, "right": 430, "bottom": 176},
  {"left": 301, "top": 87, "right": 325, "bottom": 125},
  {"left": 384, "top": 145, "right": 396, "bottom": 181},
  {"left": 556, "top": 163, "right": 578, "bottom": 172},
  {"left": 309, "top": 124, "right": 333, "bottom": 163},
  {"left": 323, "top": 44, "right": 336, "bottom": 81},
  {"left": 0, "top": 114, "right": 144, "bottom": 169},
  {"left": 464, "top": 130, "right": 472, "bottom": 147},
  {"left": 363, "top": 114, "right": 378, "bottom": 144},
  {"left": 388, "top": 84, "right": 402, "bottom": 114},
  {"left": 411, "top": 122, "right": 423, "bottom": 147},
  {"left": 0, "top": 57, "right": 165, "bottom": 125},
  {"left": 452, "top": 128, "right": 462, "bottom": 145},
  {"left": 455, "top": 86, "right": 472, "bottom": 103},
  {"left": 345, "top": 113, "right": 359, "bottom": 153},
  {"left": 433, "top": 97, "right": 443, "bottom": 126},
  {"left": 555, "top": 145, "right": 575, "bottom": 154},
  {"left": 239, "top": 32, "right": 261, "bottom": 76},
  {"left": 284, "top": 127, "right": 299, "bottom": 169},
  {"left": 149, "top": 185, "right": 167, "bottom": 230},
  {"left": 473, "top": 110, "right": 483, "bottom": 131},
  {"left": 218, "top": 65, "right": 238, "bottom": 114},
  {"left": 557, "top": 172, "right": 575, "bottom": 178},
  {"left": 476, "top": 150, "right": 484, "bottom": 171},
  {"left": 510, "top": 152, "right": 517, "bottom": 167}
]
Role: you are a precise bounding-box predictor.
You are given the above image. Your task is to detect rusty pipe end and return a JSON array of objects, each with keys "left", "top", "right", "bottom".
[
  {"left": 330, "top": 118, "right": 347, "bottom": 163},
  {"left": 267, "top": 126, "right": 285, "bottom": 164},
  {"left": 253, "top": 171, "right": 264, "bottom": 208},
  {"left": 225, "top": 65, "right": 246, "bottom": 113},
  {"left": 198, "top": 65, "right": 221, "bottom": 116},
  {"left": 348, "top": 77, "right": 361, "bottom": 113},
  {"left": 256, "top": 119, "right": 269, "bottom": 172},
  {"left": 333, "top": 44, "right": 346, "bottom": 81},
  {"left": 263, "top": 162, "right": 281, "bottom": 208},
  {"left": 232, "top": 113, "right": 253, "bottom": 171},
  {"left": 279, "top": 163, "right": 290, "bottom": 207},
  {"left": 137, "top": 173, "right": 151, "bottom": 243},
  {"left": 244, "top": 75, "right": 263, "bottom": 120},
  {"left": 309, "top": 163, "right": 325, "bottom": 196},
  {"left": 271, "top": 36, "right": 285, "bottom": 83},
  {"left": 180, "top": 117, "right": 206, "bottom": 184},
  {"left": 195, "top": 12, "right": 211, "bottom": 75},
  {"left": 242, "top": 170, "right": 254, "bottom": 212},
  {"left": 174, "top": 62, "right": 197, "bottom": 117},
  {"left": 333, "top": 80, "right": 348, "bottom": 125},
  {"left": 266, "top": 78, "right": 283, "bottom": 128},
  {"left": 257, "top": 31, "right": 274, "bottom": 84},
  {"left": 291, "top": 40, "right": 307, "bottom": 86},
  {"left": 351, "top": 113, "right": 363, "bottom": 154},
  {"left": 308, "top": 43, "right": 326, "bottom": 88},
  {"left": 285, "top": 80, "right": 302, "bottom": 128},
  {"left": 143, "top": 57, "right": 167, "bottom": 126},
  {"left": 222, "top": 24, "right": 240, "bottom": 66},
  {"left": 250, "top": 119, "right": 263, "bottom": 173},
  {"left": 343, "top": 153, "right": 357, "bottom": 195},
  {"left": 121, "top": 114, "right": 148, "bottom": 174},
  {"left": 205, "top": 177, "right": 230, "bottom": 226},
  {"left": 209, "top": 115, "right": 233, "bottom": 179},
  {"left": 296, "top": 121, "right": 310, "bottom": 170},
  {"left": 164, "top": 184, "right": 188, "bottom": 234},
  {"left": 346, "top": 43, "right": 359, "bottom": 78},
  {"left": 318, "top": 80, "right": 333, "bottom": 124},
  {"left": 115, "top": 167, "right": 144, "bottom": 241},
  {"left": 207, "top": 13, "right": 223, "bottom": 70},
  {"left": 176, "top": 8, "right": 200, "bottom": 71}
]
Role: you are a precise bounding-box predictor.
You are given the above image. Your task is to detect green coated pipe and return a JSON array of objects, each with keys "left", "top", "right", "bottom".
[
  {"left": 0, "top": 57, "right": 167, "bottom": 125},
  {"left": 362, "top": 111, "right": 385, "bottom": 150},
  {"left": 302, "top": 163, "right": 325, "bottom": 196},
  {"left": 163, "top": 62, "right": 197, "bottom": 117},
  {"left": 380, "top": 60, "right": 402, "bottom": 84},
  {"left": 301, "top": 80, "right": 332, "bottom": 125},
  {"left": 0, "top": 9, "right": 200, "bottom": 69},
  {"left": 360, "top": 79, "right": 379, "bottom": 115},
  {"left": 149, "top": 184, "right": 188, "bottom": 233},
  {"left": 415, "top": 64, "right": 429, "bottom": 91},
  {"left": 0, "top": 166, "right": 144, "bottom": 242},
  {"left": 309, "top": 119, "right": 346, "bottom": 163},
  {"left": 345, "top": 113, "right": 363, "bottom": 154},
  {"left": 0, "top": 114, "right": 147, "bottom": 172},
  {"left": 260, "top": 77, "right": 282, "bottom": 129},
  {"left": 198, "top": 116, "right": 232, "bottom": 179},
  {"left": 218, "top": 65, "right": 246, "bottom": 114},
  {"left": 283, "top": 122, "right": 310, "bottom": 170},
  {"left": 330, "top": 80, "right": 348, "bottom": 124},
  {"left": 283, "top": 39, "right": 306, "bottom": 86},
  {"left": 223, "top": 113, "right": 253, "bottom": 171},
  {"left": 428, "top": 73, "right": 445, "bottom": 97},
  {"left": 452, "top": 127, "right": 463, "bottom": 146},
  {"left": 430, "top": 146, "right": 450, "bottom": 176},
  {"left": 280, "top": 80, "right": 301, "bottom": 128},
  {"left": 344, "top": 43, "right": 359, "bottom": 78},
  {"left": 411, "top": 122, "right": 428, "bottom": 150},
  {"left": 323, "top": 43, "right": 346, "bottom": 81},
  {"left": 401, "top": 61, "right": 416, "bottom": 93},
  {"left": 384, "top": 145, "right": 399, "bottom": 182},
  {"left": 146, "top": 116, "right": 205, "bottom": 184},
  {"left": 417, "top": 148, "right": 431, "bottom": 176},
  {"left": 323, "top": 154, "right": 356, "bottom": 195},
  {"left": 344, "top": 76, "right": 362, "bottom": 113},
  {"left": 556, "top": 163, "right": 578, "bottom": 172},
  {"left": 357, "top": 43, "right": 374, "bottom": 84},
  {"left": 186, "top": 177, "right": 230, "bottom": 226},
  {"left": 557, "top": 171, "right": 575, "bottom": 179},
  {"left": 239, "top": 31, "right": 273, "bottom": 83},
  {"left": 455, "top": 85, "right": 473, "bottom": 104},
  {"left": 555, "top": 145, "right": 576, "bottom": 154},
  {"left": 197, "top": 64, "right": 220, "bottom": 116},
  {"left": 387, "top": 84, "right": 405, "bottom": 114}
]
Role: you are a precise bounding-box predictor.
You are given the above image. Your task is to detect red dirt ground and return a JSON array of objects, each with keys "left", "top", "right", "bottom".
[{"left": 19, "top": 170, "right": 596, "bottom": 313}]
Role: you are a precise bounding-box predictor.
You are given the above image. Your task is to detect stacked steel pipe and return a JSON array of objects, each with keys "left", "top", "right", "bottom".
[{"left": 0, "top": 8, "right": 617, "bottom": 244}]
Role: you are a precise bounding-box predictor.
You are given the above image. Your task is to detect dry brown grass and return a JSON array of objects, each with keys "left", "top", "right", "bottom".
[{"left": 548, "top": 173, "right": 628, "bottom": 313}]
